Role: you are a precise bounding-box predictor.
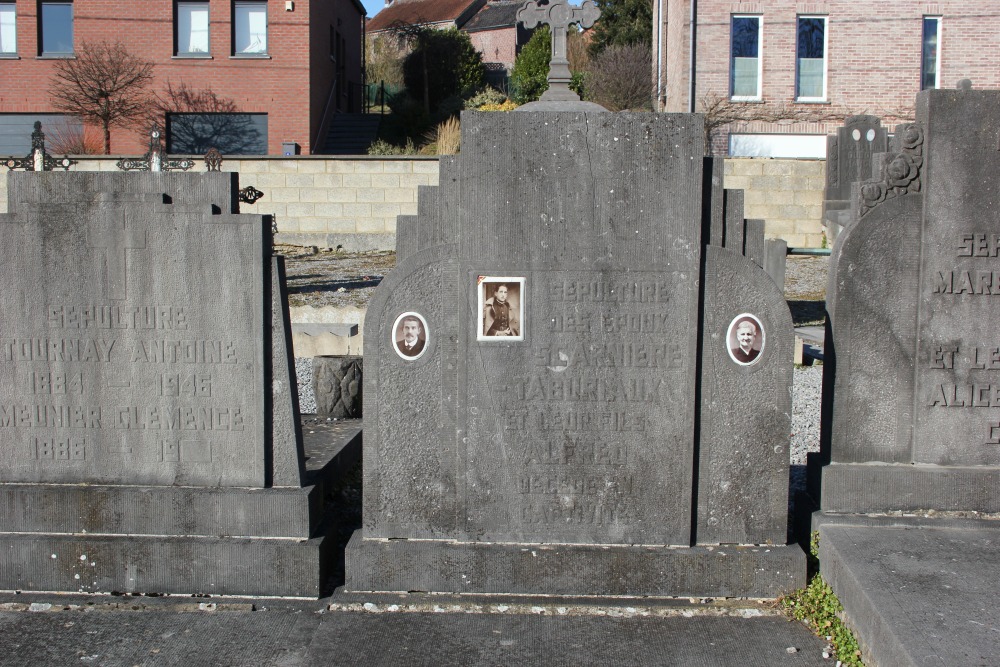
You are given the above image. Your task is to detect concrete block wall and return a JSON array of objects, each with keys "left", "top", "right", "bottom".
[
  {"left": 0, "top": 156, "right": 439, "bottom": 252},
  {"left": 723, "top": 158, "right": 826, "bottom": 248},
  {"left": 1, "top": 156, "right": 824, "bottom": 248}
]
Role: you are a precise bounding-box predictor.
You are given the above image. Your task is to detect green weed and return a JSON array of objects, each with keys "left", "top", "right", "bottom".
[{"left": 781, "top": 532, "right": 864, "bottom": 666}]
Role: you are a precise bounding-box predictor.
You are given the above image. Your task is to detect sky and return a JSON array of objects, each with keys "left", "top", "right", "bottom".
[{"left": 361, "top": 0, "right": 383, "bottom": 20}]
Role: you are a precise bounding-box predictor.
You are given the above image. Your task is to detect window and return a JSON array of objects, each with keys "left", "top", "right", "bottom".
[
  {"left": 39, "top": 2, "right": 73, "bottom": 56},
  {"left": 233, "top": 1, "right": 266, "bottom": 55},
  {"left": 0, "top": 114, "right": 82, "bottom": 154},
  {"left": 922, "top": 17, "right": 941, "bottom": 90},
  {"left": 166, "top": 113, "right": 268, "bottom": 155},
  {"left": 176, "top": 2, "right": 210, "bottom": 56},
  {"left": 0, "top": 3, "right": 15, "bottom": 55},
  {"left": 796, "top": 16, "right": 826, "bottom": 101},
  {"left": 730, "top": 15, "right": 761, "bottom": 100}
]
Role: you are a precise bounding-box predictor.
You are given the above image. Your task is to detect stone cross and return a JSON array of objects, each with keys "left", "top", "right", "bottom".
[
  {"left": 517, "top": 0, "right": 600, "bottom": 102},
  {"left": 88, "top": 211, "right": 147, "bottom": 300}
]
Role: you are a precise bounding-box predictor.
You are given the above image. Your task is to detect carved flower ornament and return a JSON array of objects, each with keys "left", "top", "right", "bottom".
[
  {"left": 885, "top": 152, "right": 922, "bottom": 193},
  {"left": 858, "top": 121, "right": 925, "bottom": 218},
  {"left": 860, "top": 181, "right": 887, "bottom": 207},
  {"left": 898, "top": 123, "right": 923, "bottom": 151}
]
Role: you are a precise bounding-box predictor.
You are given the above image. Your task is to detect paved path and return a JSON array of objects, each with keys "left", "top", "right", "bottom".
[{"left": 0, "top": 593, "right": 829, "bottom": 666}]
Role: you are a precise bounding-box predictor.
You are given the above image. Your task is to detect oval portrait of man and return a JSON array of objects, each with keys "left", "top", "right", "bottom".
[
  {"left": 392, "top": 311, "right": 429, "bottom": 360},
  {"left": 726, "top": 313, "right": 765, "bottom": 366}
]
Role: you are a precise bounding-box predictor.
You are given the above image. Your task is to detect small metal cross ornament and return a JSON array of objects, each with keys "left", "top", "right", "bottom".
[{"left": 517, "top": 0, "right": 600, "bottom": 102}]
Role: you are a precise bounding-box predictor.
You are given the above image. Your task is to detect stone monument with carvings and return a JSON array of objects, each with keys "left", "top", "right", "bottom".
[
  {"left": 0, "top": 171, "right": 345, "bottom": 597},
  {"left": 821, "top": 115, "right": 888, "bottom": 241},
  {"left": 345, "top": 0, "right": 803, "bottom": 598},
  {"left": 820, "top": 88, "right": 1000, "bottom": 514}
]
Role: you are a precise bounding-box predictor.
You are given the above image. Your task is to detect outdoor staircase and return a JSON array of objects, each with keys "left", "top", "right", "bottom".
[{"left": 320, "top": 114, "right": 383, "bottom": 155}]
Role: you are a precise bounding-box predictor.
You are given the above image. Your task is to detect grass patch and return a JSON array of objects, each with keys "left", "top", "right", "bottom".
[{"left": 781, "top": 532, "right": 864, "bottom": 666}]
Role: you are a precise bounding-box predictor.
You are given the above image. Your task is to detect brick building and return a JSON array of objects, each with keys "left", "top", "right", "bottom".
[
  {"left": 652, "top": 1, "right": 1000, "bottom": 156},
  {"left": 0, "top": 0, "right": 364, "bottom": 156},
  {"left": 463, "top": 1, "right": 529, "bottom": 84},
  {"left": 366, "top": 0, "right": 527, "bottom": 85}
]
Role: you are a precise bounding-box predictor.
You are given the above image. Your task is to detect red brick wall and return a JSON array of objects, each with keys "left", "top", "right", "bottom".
[
  {"left": 0, "top": 0, "right": 361, "bottom": 154},
  {"left": 467, "top": 27, "right": 516, "bottom": 69},
  {"left": 657, "top": 1, "right": 1000, "bottom": 150}
]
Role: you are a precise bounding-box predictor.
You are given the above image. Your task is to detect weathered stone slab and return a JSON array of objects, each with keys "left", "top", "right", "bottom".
[
  {"left": 313, "top": 355, "right": 363, "bottom": 418},
  {"left": 822, "top": 115, "right": 888, "bottom": 239},
  {"left": 0, "top": 178, "right": 265, "bottom": 488},
  {"left": 350, "top": 110, "right": 801, "bottom": 596},
  {"left": 826, "top": 194, "right": 922, "bottom": 463},
  {"left": 0, "top": 533, "right": 330, "bottom": 597},
  {"left": 723, "top": 189, "right": 745, "bottom": 252},
  {"left": 705, "top": 158, "right": 724, "bottom": 247},
  {"left": 0, "top": 484, "right": 322, "bottom": 538},
  {"left": 347, "top": 531, "right": 805, "bottom": 598},
  {"left": 821, "top": 463, "right": 1000, "bottom": 513},
  {"left": 821, "top": 89, "right": 1000, "bottom": 513},
  {"left": 0, "top": 171, "right": 343, "bottom": 597},
  {"left": 744, "top": 218, "right": 765, "bottom": 267},
  {"left": 764, "top": 239, "right": 787, "bottom": 290},
  {"left": 395, "top": 215, "right": 419, "bottom": 261},
  {"left": 271, "top": 255, "right": 306, "bottom": 487},
  {"left": 818, "top": 521, "right": 1000, "bottom": 667},
  {"left": 698, "top": 246, "right": 793, "bottom": 544}
]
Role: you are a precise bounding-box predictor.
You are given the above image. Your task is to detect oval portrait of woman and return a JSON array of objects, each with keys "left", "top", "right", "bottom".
[{"left": 726, "top": 313, "right": 765, "bottom": 366}]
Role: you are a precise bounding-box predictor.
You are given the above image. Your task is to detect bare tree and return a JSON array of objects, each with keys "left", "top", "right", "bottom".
[
  {"left": 585, "top": 43, "right": 653, "bottom": 111},
  {"left": 698, "top": 94, "right": 915, "bottom": 154},
  {"left": 152, "top": 82, "right": 263, "bottom": 155},
  {"left": 49, "top": 41, "right": 155, "bottom": 154}
]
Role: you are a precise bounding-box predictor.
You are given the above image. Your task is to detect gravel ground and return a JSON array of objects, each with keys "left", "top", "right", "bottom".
[
  {"left": 296, "top": 357, "right": 317, "bottom": 415},
  {"left": 279, "top": 244, "right": 394, "bottom": 309}
]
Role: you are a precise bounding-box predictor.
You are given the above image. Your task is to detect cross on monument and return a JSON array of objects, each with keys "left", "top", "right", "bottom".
[
  {"left": 517, "top": 0, "right": 600, "bottom": 102},
  {"left": 87, "top": 211, "right": 147, "bottom": 300}
]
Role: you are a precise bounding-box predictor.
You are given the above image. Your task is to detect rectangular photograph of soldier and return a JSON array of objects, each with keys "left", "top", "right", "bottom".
[{"left": 477, "top": 276, "right": 525, "bottom": 342}]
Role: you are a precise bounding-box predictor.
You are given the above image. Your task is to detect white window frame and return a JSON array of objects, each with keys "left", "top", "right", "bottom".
[
  {"left": 795, "top": 15, "right": 827, "bottom": 102},
  {"left": 922, "top": 16, "right": 941, "bottom": 90},
  {"left": 233, "top": 1, "right": 267, "bottom": 56},
  {"left": 176, "top": 1, "right": 210, "bottom": 56},
  {"left": 730, "top": 15, "right": 762, "bottom": 101},
  {"left": 0, "top": 3, "right": 16, "bottom": 55}
]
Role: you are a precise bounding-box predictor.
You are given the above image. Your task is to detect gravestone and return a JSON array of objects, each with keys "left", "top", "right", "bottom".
[
  {"left": 346, "top": 104, "right": 803, "bottom": 596},
  {"left": 0, "top": 171, "right": 346, "bottom": 597},
  {"left": 314, "top": 355, "right": 363, "bottom": 418},
  {"left": 822, "top": 115, "right": 888, "bottom": 241},
  {"left": 821, "top": 88, "right": 1000, "bottom": 513}
]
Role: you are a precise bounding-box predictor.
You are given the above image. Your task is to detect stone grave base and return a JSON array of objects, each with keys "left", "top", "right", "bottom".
[
  {"left": 0, "top": 531, "right": 331, "bottom": 598},
  {"left": 345, "top": 532, "right": 806, "bottom": 598},
  {"left": 820, "top": 463, "right": 1000, "bottom": 514},
  {"left": 0, "top": 421, "right": 362, "bottom": 598},
  {"left": 814, "top": 515, "right": 1000, "bottom": 667}
]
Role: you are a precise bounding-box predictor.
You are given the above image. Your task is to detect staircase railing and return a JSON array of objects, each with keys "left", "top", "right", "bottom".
[{"left": 313, "top": 76, "right": 339, "bottom": 153}]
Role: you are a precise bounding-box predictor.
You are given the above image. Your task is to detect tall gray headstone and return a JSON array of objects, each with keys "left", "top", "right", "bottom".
[
  {"left": 0, "top": 172, "right": 340, "bottom": 596},
  {"left": 822, "top": 115, "right": 888, "bottom": 241},
  {"left": 822, "top": 90, "right": 1000, "bottom": 513},
  {"left": 351, "top": 110, "right": 804, "bottom": 598}
]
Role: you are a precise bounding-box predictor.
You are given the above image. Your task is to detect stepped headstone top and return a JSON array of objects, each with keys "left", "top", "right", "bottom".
[{"left": 0, "top": 172, "right": 270, "bottom": 488}]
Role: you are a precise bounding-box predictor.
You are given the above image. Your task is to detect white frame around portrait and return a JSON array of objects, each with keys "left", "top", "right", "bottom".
[
  {"left": 726, "top": 312, "right": 765, "bottom": 366},
  {"left": 392, "top": 311, "right": 429, "bottom": 361},
  {"left": 476, "top": 276, "right": 525, "bottom": 342}
]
